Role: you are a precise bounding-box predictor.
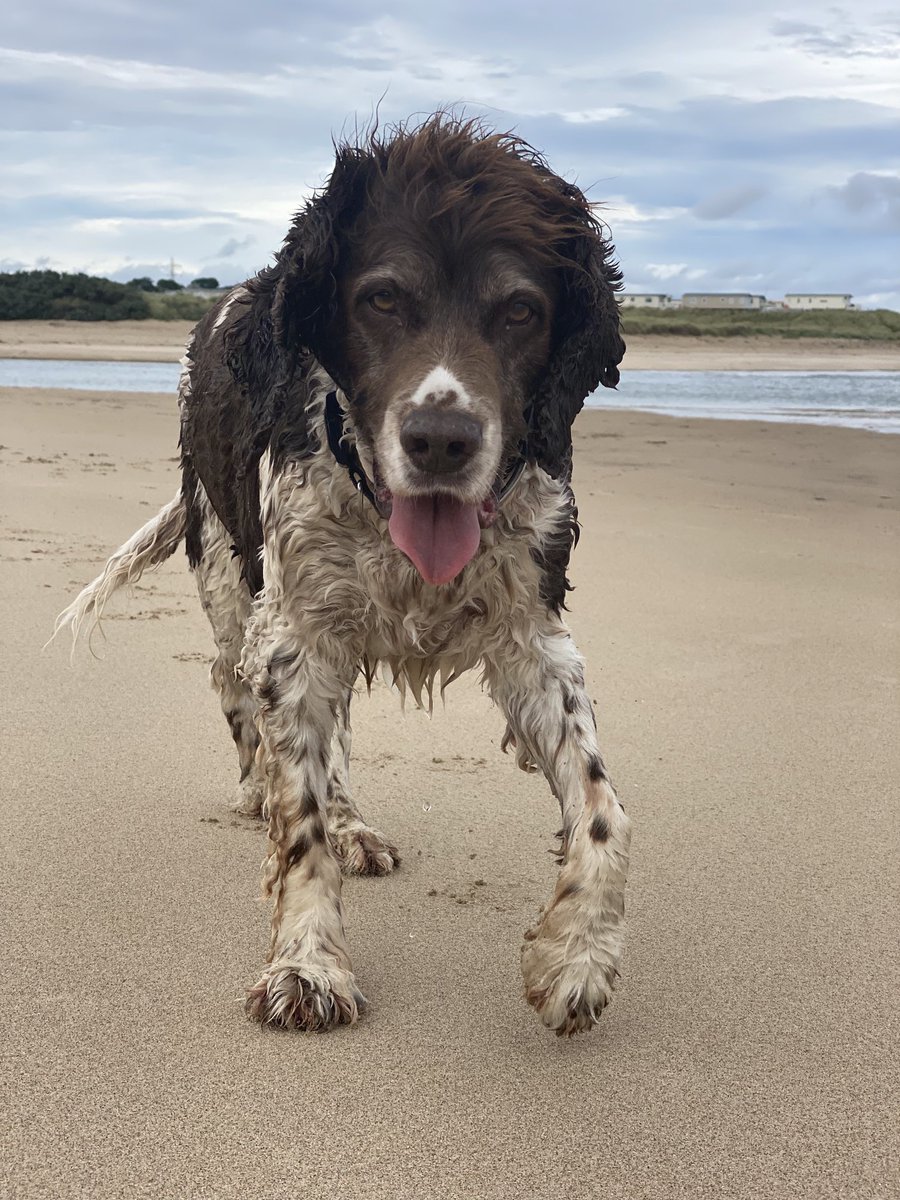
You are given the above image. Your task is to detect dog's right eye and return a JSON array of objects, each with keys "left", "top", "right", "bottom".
[
  {"left": 506, "top": 300, "right": 536, "bottom": 327},
  {"left": 368, "top": 291, "right": 398, "bottom": 315}
]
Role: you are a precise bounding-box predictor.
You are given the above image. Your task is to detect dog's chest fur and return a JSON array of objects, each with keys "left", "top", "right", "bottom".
[{"left": 255, "top": 436, "right": 569, "bottom": 700}]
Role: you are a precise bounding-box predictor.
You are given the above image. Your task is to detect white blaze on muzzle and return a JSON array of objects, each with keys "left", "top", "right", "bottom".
[
  {"left": 407, "top": 364, "right": 475, "bottom": 408},
  {"left": 386, "top": 363, "right": 492, "bottom": 586}
]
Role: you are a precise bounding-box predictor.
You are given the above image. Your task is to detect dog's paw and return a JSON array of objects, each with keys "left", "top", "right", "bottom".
[
  {"left": 231, "top": 773, "right": 268, "bottom": 819},
  {"left": 245, "top": 959, "right": 365, "bottom": 1031},
  {"left": 332, "top": 822, "right": 400, "bottom": 876},
  {"left": 520, "top": 887, "right": 625, "bottom": 1037},
  {"left": 522, "top": 938, "right": 618, "bottom": 1036}
]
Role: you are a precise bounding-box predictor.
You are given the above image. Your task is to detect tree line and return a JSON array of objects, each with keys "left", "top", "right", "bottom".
[{"left": 0, "top": 270, "right": 221, "bottom": 321}]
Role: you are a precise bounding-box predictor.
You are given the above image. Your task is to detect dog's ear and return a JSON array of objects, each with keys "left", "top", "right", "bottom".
[
  {"left": 271, "top": 145, "right": 374, "bottom": 390},
  {"left": 527, "top": 206, "right": 625, "bottom": 480},
  {"left": 225, "top": 146, "right": 373, "bottom": 405}
]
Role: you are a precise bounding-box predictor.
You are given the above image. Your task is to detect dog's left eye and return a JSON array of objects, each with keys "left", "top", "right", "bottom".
[
  {"left": 369, "top": 291, "right": 398, "bottom": 315},
  {"left": 507, "top": 300, "right": 534, "bottom": 326}
]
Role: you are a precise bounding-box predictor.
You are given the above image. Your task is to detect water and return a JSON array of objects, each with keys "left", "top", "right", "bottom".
[
  {"left": 1, "top": 358, "right": 898, "bottom": 433},
  {"left": 588, "top": 369, "right": 900, "bottom": 434},
  {"left": 0, "top": 358, "right": 182, "bottom": 394}
]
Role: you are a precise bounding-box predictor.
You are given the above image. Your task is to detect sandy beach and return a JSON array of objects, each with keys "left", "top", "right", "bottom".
[
  {"left": 1, "top": 343, "right": 898, "bottom": 1196},
  {"left": 2, "top": 316, "right": 900, "bottom": 372}
]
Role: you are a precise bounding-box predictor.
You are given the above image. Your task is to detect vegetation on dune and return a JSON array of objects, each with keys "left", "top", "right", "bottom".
[
  {"left": 0, "top": 270, "right": 221, "bottom": 321},
  {"left": 0, "top": 270, "right": 151, "bottom": 321},
  {"left": 622, "top": 307, "right": 900, "bottom": 341},
  {"left": 144, "top": 291, "right": 219, "bottom": 320}
]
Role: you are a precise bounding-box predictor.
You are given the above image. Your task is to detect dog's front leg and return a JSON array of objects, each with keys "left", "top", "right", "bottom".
[
  {"left": 244, "top": 639, "right": 365, "bottom": 1030},
  {"left": 484, "top": 624, "right": 631, "bottom": 1036},
  {"left": 326, "top": 687, "right": 401, "bottom": 876}
]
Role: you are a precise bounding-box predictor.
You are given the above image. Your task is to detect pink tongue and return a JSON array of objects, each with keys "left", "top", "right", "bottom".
[{"left": 388, "top": 494, "right": 482, "bottom": 585}]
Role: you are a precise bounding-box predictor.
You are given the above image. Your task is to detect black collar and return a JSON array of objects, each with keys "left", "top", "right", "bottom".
[
  {"left": 324, "top": 390, "right": 527, "bottom": 516},
  {"left": 324, "top": 390, "right": 378, "bottom": 509}
]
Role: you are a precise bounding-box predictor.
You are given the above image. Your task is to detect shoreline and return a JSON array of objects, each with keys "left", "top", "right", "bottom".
[
  {"left": 0, "top": 319, "right": 898, "bottom": 372},
  {"left": 3, "top": 384, "right": 896, "bottom": 438}
]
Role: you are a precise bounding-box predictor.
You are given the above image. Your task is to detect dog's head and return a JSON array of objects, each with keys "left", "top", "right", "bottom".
[{"left": 273, "top": 117, "right": 624, "bottom": 584}]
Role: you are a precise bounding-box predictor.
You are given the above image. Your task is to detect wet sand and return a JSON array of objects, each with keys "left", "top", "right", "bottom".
[{"left": 1, "top": 378, "right": 897, "bottom": 1198}]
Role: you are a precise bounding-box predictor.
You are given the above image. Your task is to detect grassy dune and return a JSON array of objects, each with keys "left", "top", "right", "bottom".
[
  {"left": 621, "top": 307, "right": 900, "bottom": 340},
  {"left": 144, "top": 291, "right": 219, "bottom": 321}
]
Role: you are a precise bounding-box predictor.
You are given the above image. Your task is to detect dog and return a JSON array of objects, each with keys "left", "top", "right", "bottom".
[{"left": 57, "top": 116, "right": 631, "bottom": 1036}]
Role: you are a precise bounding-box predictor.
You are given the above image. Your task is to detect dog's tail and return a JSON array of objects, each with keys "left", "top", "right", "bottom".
[{"left": 51, "top": 489, "right": 187, "bottom": 652}]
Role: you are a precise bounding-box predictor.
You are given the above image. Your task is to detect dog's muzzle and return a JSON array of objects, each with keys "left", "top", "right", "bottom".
[
  {"left": 399, "top": 407, "right": 483, "bottom": 477},
  {"left": 325, "top": 390, "right": 524, "bottom": 589}
]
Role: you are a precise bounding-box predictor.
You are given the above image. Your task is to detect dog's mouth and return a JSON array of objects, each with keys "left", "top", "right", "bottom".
[{"left": 373, "top": 464, "right": 499, "bottom": 587}]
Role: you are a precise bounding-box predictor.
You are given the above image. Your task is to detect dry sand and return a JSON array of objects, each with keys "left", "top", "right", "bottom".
[
  {"left": 623, "top": 332, "right": 900, "bottom": 372},
  {"left": 0, "top": 319, "right": 196, "bottom": 364},
  {"left": 2, "top": 317, "right": 900, "bottom": 371},
  {"left": 1, "top": 368, "right": 898, "bottom": 1197}
]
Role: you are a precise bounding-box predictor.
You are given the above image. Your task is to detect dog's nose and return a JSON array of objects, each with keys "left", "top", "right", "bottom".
[{"left": 400, "top": 408, "right": 483, "bottom": 475}]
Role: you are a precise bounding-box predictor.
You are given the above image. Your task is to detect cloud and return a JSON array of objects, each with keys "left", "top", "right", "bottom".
[
  {"left": 216, "top": 235, "right": 256, "bottom": 258},
  {"left": 827, "top": 171, "right": 900, "bottom": 227},
  {"left": 771, "top": 13, "right": 900, "bottom": 60},
  {"left": 644, "top": 263, "right": 707, "bottom": 282},
  {"left": 693, "top": 185, "right": 766, "bottom": 220},
  {"left": 600, "top": 198, "right": 689, "bottom": 226},
  {"left": 560, "top": 108, "right": 628, "bottom": 124}
]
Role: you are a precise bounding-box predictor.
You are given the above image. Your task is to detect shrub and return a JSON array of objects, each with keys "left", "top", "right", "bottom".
[
  {"left": 0, "top": 270, "right": 150, "bottom": 320},
  {"left": 145, "top": 290, "right": 217, "bottom": 320}
]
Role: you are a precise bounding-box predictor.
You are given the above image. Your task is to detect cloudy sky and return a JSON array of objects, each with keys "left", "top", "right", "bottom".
[{"left": 2, "top": 1, "right": 898, "bottom": 307}]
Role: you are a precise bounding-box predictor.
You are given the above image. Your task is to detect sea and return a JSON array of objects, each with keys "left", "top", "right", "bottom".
[{"left": 1, "top": 358, "right": 898, "bottom": 434}]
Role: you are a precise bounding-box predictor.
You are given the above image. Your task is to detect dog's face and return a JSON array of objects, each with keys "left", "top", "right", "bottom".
[
  {"left": 273, "top": 121, "right": 625, "bottom": 584},
  {"left": 335, "top": 222, "right": 558, "bottom": 581},
  {"left": 340, "top": 240, "right": 555, "bottom": 491}
]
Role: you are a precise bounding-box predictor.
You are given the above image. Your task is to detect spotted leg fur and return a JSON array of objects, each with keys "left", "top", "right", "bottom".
[
  {"left": 234, "top": 683, "right": 402, "bottom": 876},
  {"left": 193, "top": 481, "right": 399, "bottom": 874},
  {"left": 193, "top": 485, "right": 267, "bottom": 817},
  {"left": 327, "top": 690, "right": 400, "bottom": 876},
  {"left": 242, "top": 637, "right": 365, "bottom": 1030},
  {"left": 485, "top": 622, "right": 631, "bottom": 1036}
]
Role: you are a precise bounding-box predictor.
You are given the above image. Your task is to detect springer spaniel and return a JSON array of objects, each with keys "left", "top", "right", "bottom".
[{"left": 58, "top": 117, "right": 631, "bottom": 1036}]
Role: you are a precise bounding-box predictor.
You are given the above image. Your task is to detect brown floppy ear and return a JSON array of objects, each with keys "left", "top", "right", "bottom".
[
  {"left": 527, "top": 207, "right": 625, "bottom": 480},
  {"left": 271, "top": 144, "right": 375, "bottom": 390},
  {"left": 216, "top": 145, "right": 376, "bottom": 592},
  {"left": 225, "top": 143, "right": 375, "bottom": 409}
]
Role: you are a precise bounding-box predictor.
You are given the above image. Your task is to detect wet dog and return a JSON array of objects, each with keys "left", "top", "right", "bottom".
[{"left": 58, "top": 116, "right": 630, "bottom": 1035}]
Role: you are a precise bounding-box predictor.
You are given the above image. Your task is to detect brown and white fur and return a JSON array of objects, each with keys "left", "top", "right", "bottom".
[{"left": 56, "top": 117, "right": 631, "bottom": 1036}]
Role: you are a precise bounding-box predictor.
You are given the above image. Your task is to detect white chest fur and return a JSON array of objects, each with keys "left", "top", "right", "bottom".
[{"left": 256, "top": 444, "right": 570, "bottom": 704}]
